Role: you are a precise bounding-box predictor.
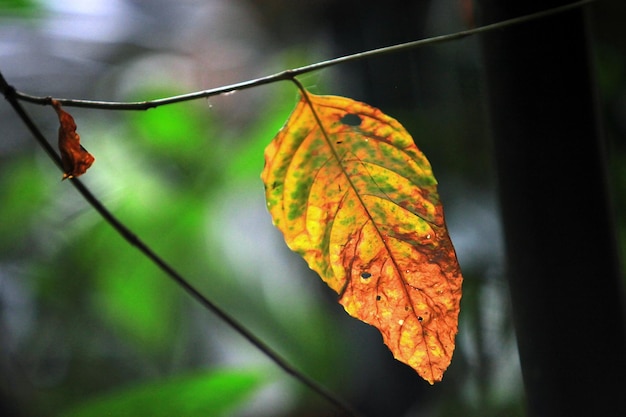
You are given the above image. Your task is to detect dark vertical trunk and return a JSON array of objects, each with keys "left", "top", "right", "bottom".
[{"left": 478, "top": 1, "right": 626, "bottom": 416}]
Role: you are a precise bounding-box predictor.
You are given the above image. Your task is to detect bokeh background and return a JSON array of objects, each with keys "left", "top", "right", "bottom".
[{"left": 1, "top": 1, "right": 624, "bottom": 416}]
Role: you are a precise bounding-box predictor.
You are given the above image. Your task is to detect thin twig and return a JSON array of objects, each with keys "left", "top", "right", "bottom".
[
  {"left": 12, "top": 0, "right": 594, "bottom": 110},
  {"left": 0, "top": 71, "right": 363, "bottom": 417}
]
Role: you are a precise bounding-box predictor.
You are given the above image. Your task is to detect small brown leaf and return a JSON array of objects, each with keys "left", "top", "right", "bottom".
[{"left": 51, "top": 99, "right": 94, "bottom": 180}]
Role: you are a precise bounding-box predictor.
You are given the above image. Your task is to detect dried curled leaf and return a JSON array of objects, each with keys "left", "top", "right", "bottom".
[
  {"left": 262, "top": 92, "right": 463, "bottom": 384},
  {"left": 52, "top": 99, "right": 94, "bottom": 180}
]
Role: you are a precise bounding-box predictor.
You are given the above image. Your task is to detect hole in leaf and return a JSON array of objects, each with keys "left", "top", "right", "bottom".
[
  {"left": 340, "top": 113, "right": 362, "bottom": 126},
  {"left": 376, "top": 295, "right": 381, "bottom": 301},
  {"left": 418, "top": 316, "right": 424, "bottom": 322},
  {"left": 360, "top": 272, "right": 372, "bottom": 279}
]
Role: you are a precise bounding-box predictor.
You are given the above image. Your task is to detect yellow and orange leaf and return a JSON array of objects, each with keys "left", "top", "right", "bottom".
[
  {"left": 52, "top": 99, "right": 94, "bottom": 180},
  {"left": 262, "top": 92, "right": 463, "bottom": 384}
]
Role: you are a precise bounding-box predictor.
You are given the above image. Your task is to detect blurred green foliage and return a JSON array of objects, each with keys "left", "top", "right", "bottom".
[
  {"left": 0, "top": 158, "right": 51, "bottom": 253},
  {"left": 59, "top": 368, "right": 268, "bottom": 417},
  {"left": 0, "top": 69, "right": 351, "bottom": 416},
  {"left": 0, "top": 0, "right": 40, "bottom": 16}
]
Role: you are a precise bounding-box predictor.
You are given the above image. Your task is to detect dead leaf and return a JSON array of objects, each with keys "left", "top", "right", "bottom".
[
  {"left": 262, "top": 92, "right": 463, "bottom": 384},
  {"left": 52, "top": 99, "right": 94, "bottom": 180}
]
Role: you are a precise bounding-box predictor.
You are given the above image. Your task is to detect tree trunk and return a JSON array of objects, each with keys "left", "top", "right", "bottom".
[{"left": 478, "top": 1, "right": 626, "bottom": 416}]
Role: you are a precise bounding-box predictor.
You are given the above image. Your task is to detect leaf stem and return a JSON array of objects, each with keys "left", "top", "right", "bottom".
[
  {"left": 0, "top": 71, "right": 363, "bottom": 417},
  {"left": 12, "top": 0, "right": 594, "bottom": 110}
]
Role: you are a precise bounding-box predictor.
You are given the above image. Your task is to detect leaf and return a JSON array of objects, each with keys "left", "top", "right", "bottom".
[
  {"left": 58, "top": 368, "right": 268, "bottom": 417},
  {"left": 262, "top": 91, "right": 463, "bottom": 384},
  {"left": 52, "top": 99, "right": 94, "bottom": 180}
]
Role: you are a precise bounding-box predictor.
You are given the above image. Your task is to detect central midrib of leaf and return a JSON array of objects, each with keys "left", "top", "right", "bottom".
[{"left": 304, "top": 94, "right": 434, "bottom": 354}]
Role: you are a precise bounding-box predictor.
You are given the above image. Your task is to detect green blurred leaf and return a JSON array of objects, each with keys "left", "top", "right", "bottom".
[
  {"left": 92, "top": 249, "right": 180, "bottom": 351},
  {"left": 0, "top": 0, "right": 41, "bottom": 16},
  {"left": 227, "top": 86, "right": 296, "bottom": 182},
  {"left": 58, "top": 368, "right": 268, "bottom": 417},
  {"left": 89, "top": 193, "right": 208, "bottom": 353},
  {"left": 122, "top": 86, "right": 226, "bottom": 190},
  {"left": 0, "top": 157, "right": 50, "bottom": 252},
  {"left": 126, "top": 88, "right": 211, "bottom": 159}
]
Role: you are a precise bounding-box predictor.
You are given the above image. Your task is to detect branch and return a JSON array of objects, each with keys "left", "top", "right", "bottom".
[
  {"left": 0, "top": 71, "right": 363, "bottom": 417},
  {"left": 12, "top": 0, "right": 594, "bottom": 110}
]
